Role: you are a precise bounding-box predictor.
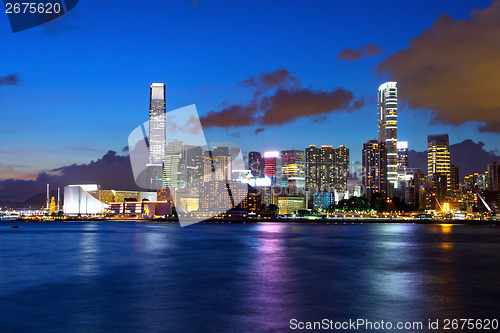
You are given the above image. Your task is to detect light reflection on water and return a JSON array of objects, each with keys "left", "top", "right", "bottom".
[{"left": 0, "top": 222, "right": 498, "bottom": 332}]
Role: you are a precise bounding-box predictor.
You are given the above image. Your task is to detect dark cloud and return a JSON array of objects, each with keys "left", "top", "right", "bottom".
[
  {"left": 408, "top": 139, "right": 500, "bottom": 179},
  {"left": 260, "top": 88, "right": 362, "bottom": 125},
  {"left": 254, "top": 127, "right": 265, "bottom": 135},
  {"left": 0, "top": 151, "right": 138, "bottom": 202},
  {"left": 200, "top": 69, "right": 363, "bottom": 128},
  {"left": 201, "top": 104, "right": 258, "bottom": 127},
  {"left": 338, "top": 44, "right": 382, "bottom": 61},
  {"left": 0, "top": 74, "right": 19, "bottom": 86},
  {"left": 479, "top": 120, "right": 500, "bottom": 133},
  {"left": 377, "top": 1, "right": 500, "bottom": 133},
  {"left": 240, "top": 68, "right": 300, "bottom": 98}
]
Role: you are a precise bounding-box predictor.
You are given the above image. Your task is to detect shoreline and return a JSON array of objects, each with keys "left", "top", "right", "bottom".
[{"left": 2, "top": 217, "right": 498, "bottom": 226}]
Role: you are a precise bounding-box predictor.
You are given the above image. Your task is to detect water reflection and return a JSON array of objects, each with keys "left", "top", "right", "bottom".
[
  {"left": 239, "top": 223, "right": 297, "bottom": 331},
  {"left": 77, "top": 223, "right": 100, "bottom": 276},
  {"left": 361, "top": 224, "right": 426, "bottom": 321}
]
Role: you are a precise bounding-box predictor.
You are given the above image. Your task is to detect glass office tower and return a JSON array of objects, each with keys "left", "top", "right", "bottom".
[
  {"left": 147, "top": 83, "right": 166, "bottom": 190},
  {"left": 378, "top": 82, "right": 398, "bottom": 192}
]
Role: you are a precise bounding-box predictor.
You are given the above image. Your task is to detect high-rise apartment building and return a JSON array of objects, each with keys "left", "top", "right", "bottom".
[
  {"left": 146, "top": 83, "right": 166, "bottom": 190},
  {"left": 334, "top": 145, "right": 349, "bottom": 193},
  {"left": 305, "top": 145, "right": 349, "bottom": 192},
  {"left": 378, "top": 82, "right": 398, "bottom": 191},
  {"left": 305, "top": 145, "right": 321, "bottom": 189},
  {"left": 362, "top": 140, "right": 387, "bottom": 198},
  {"left": 427, "top": 134, "right": 451, "bottom": 190}
]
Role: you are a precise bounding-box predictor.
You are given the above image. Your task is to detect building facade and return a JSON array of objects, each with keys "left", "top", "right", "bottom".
[
  {"left": 163, "top": 140, "right": 184, "bottom": 189},
  {"left": 378, "top": 82, "right": 398, "bottom": 191},
  {"left": 487, "top": 161, "right": 499, "bottom": 191},
  {"left": 397, "top": 141, "right": 408, "bottom": 168},
  {"left": 305, "top": 145, "right": 349, "bottom": 192},
  {"left": 427, "top": 134, "right": 451, "bottom": 191},
  {"left": 146, "top": 83, "right": 166, "bottom": 190},
  {"left": 281, "top": 150, "right": 306, "bottom": 188},
  {"left": 362, "top": 140, "right": 387, "bottom": 198}
]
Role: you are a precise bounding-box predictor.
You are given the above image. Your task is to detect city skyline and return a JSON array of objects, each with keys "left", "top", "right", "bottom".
[
  {"left": 2, "top": 0, "right": 500, "bottom": 205},
  {"left": 1, "top": 0, "right": 500, "bottom": 182},
  {"left": 1, "top": 2, "right": 499, "bottom": 331}
]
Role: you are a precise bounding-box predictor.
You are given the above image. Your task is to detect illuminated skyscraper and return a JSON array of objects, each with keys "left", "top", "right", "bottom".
[
  {"left": 378, "top": 82, "right": 398, "bottom": 191},
  {"left": 305, "top": 145, "right": 321, "bottom": 189},
  {"left": 147, "top": 83, "right": 166, "bottom": 190},
  {"left": 305, "top": 145, "right": 349, "bottom": 192},
  {"left": 362, "top": 140, "right": 387, "bottom": 198},
  {"left": 334, "top": 145, "right": 349, "bottom": 193},
  {"left": 427, "top": 134, "right": 451, "bottom": 191},
  {"left": 281, "top": 150, "right": 305, "bottom": 188},
  {"left": 264, "top": 151, "right": 280, "bottom": 185}
]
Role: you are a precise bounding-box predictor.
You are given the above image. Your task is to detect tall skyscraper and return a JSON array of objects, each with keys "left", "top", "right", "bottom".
[
  {"left": 334, "top": 145, "right": 349, "bottom": 193},
  {"left": 427, "top": 134, "right": 451, "bottom": 191},
  {"left": 487, "top": 161, "right": 499, "bottom": 191},
  {"left": 305, "top": 145, "right": 321, "bottom": 189},
  {"left": 378, "top": 82, "right": 398, "bottom": 191},
  {"left": 362, "top": 140, "right": 387, "bottom": 198},
  {"left": 147, "top": 83, "right": 166, "bottom": 190},
  {"left": 397, "top": 141, "right": 409, "bottom": 168}
]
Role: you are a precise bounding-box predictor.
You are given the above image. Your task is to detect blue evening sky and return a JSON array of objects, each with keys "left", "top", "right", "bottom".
[{"left": 0, "top": 0, "right": 497, "bottom": 179}]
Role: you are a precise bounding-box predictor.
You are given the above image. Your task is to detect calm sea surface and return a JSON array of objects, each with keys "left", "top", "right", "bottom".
[{"left": 0, "top": 222, "right": 499, "bottom": 333}]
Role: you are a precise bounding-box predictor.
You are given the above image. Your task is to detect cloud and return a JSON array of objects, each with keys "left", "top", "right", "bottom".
[
  {"left": 201, "top": 104, "right": 258, "bottom": 127},
  {"left": 377, "top": 1, "right": 500, "bottom": 133},
  {"left": 200, "top": 69, "right": 363, "bottom": 128},
  {"left": 478, "top": 120, "right": 500, "bottom": 133},
  {"left": 338, "top": 44, "right": 382, "bottom": 61},
  {"left": 254, "top": 127, "right": 265, "bottom": 135},
  {"left": 260, "top": 87, "right": 362, "bottom": 125},
  {"left": 0, "top": 150, "right": 138, "bottom": 202},
  {"left": 0, "top": 74, "right": 19, "bottom": 86},
  {"left": 240, "top": 68, "right": 300, "bottom": 98},
  {"left": 408, "top": 139, "right": 500, "bottom": 179}
]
